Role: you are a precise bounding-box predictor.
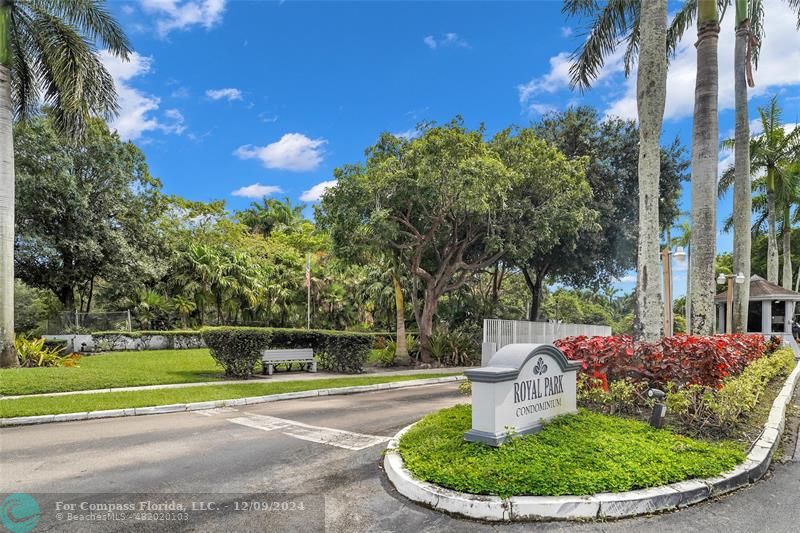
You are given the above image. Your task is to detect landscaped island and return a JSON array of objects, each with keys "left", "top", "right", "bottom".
[{"left": 394, "top": 337, "right": 796, "bottom": 505}]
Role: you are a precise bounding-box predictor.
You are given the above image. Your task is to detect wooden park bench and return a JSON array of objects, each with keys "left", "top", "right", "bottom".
[{"left": 261, "top": 348, "right": 316, "bottom": 376}]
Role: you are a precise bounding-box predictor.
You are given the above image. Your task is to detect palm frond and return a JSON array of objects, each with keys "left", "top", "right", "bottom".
[
  {"left": 718, "top": 164, "right": 735, "bottom": 197},
  {"left": 749, "top": 0, "right": 765, "bottom": 67},
  {"left": 565, "top": 0, "right": 635, "bottom": 90},
  {"left": 8, "top": 7, "right": 39, "bottom": 122},
  {"left": 29, "top": 0, "right": 131, "bottom": 58},
  {"left": 25, "top": 5, "right": 119, "bottom": 136},
  {"left": 667, "top": 0, "right": 697, "bottom": 58}
]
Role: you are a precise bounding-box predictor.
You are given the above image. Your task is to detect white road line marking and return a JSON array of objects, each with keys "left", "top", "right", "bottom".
[
  {"left": 227, "top": 414, "right": 390, "bottom": 451},
  {"left": 193, "top": 407, "right": 239, "bottom": 417}
]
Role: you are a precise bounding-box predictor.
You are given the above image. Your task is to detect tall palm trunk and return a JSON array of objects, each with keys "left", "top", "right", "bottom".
[
  {"left": 633, "top": 0, "right": 667, "bottom": 342},
  {"left": 766, "top": 176, "right": 779, "bottom": 282},
  {"left": 391, "top": 272, "right": 411, "bottom": 365},
  {"left": 782, "top": 207, "right": 792, "bottom": 289},
  {"left": 732, "top": 0, "right": 752, "bottom": 332},
  {"left": 0, "top": 3, "right": 18, "bottom": 368},
  {"left": 688, "top": 1, "right": 720, "bottom": 335}
]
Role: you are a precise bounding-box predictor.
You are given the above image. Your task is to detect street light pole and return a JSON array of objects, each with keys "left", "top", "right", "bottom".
[{"left": 662, "top": 248, "right": 673, "bottom": 336}]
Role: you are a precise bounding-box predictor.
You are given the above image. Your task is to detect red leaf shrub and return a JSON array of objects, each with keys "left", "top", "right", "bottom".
[{"left": 554, "top": 334, "right": 770, "bottom": 389}]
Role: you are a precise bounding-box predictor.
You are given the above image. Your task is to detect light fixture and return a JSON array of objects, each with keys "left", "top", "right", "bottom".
[
  {"left": 717, "top": 273, "right": 727, "bottom": 285},
  {"left": 674, "top": 246, "right": 687, "bottom": 261},
  {"left": 735, "top": 272, "right": 746, "bottom": 284}
]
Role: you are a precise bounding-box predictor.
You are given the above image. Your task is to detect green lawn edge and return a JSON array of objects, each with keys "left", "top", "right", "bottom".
[
  {"left": 398, "top": 405, "right": 745, "bottom": 498},
  {"left": 0, "top": 373, "right": 460, "bottom": 418}
]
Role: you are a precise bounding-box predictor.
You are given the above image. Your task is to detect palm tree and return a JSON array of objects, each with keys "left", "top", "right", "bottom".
[
  {"left": 240, "top": 197, "right": 304, "bottom": 237},
  {"left": 0, "top": 0, "right": 131, "bottom": 367},
  {"left": 775, "top": 162, "right": 800, "bottom": 290},
  {"left": 720, "top": 97, "right": 800, "bottom": 285},
  {"left": 732, "top": 0, "right": 754, "bottom": 333},
  {"left": 564, "top": 0, "right": 668, "bottom": 341},
  {"left": 687, "top": 0, "right": 721, "bottom": 335}
]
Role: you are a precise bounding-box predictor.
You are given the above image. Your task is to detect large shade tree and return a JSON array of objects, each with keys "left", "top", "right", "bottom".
[
  {"left": 318, "top": 121, "right": 517, "bottom": 362},
  {"left": 0, "top": 0, "right": 131, "bottom": 367},
  {"left": 530, "top": 108, "right": 689, "bottom": 320}
]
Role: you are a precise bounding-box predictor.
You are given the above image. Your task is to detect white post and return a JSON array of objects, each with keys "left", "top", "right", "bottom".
[
  {"left": 761, "top": 300, "right": 772, "bottom": 334},
  {"left": 127, "top": 309, "right": 132, "bottom": 332}
]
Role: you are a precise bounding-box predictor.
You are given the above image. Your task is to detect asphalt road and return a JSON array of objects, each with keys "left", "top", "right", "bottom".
[{"left": 1, "top": 383, "right": 798, "bottom": 533}]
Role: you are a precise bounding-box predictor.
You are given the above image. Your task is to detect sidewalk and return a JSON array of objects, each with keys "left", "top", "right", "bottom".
[{"left": 0, "top": 366, "right": 471, "bottom": 400}]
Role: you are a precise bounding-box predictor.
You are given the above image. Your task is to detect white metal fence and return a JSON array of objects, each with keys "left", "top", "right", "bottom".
[{"left": 483, "top": 319, "right": 611, "bottom": 351}]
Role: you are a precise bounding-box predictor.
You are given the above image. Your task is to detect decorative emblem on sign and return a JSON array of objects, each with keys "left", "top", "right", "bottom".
[{"left": 532, "top": 357, "right": 548, "bottom": 376}]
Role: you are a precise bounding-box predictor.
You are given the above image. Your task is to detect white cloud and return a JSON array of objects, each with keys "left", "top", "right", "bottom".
[
  {"left": 300, "top": 180, "right": 337, "bottom": 202},
  {"left": 234, "top": 133, "right": 327, "bottom": 172},
  {"left": 98, "top": 50, "right": 185, "bottom": 140},
  {"left": 140, "top": 0, "right": 226, "bottom": 36},
  {"left": 605, "top": 0, "right": 800, "bottom": 121},
  {"left": 423, "top": 32, "right": 470, "bottom": 50},
  {"left": 517, "top": 49, "right": 625, "bottom": 115},
  {"left": 392, "top": 128, "right": 421, "bottom": 140},
  {"left": 205, "top": 87, "right": 242, "bottom": 101},
  {"left": 561, "top": 27, "right": 573, "bottom": 38},
  {"left": 258, "top": 112, "right": 278, "bottom": 123},
  {"left": 617, "top": 274, "right": 637, "bottom": 284},
  {"left": 231, "top": 183, "right": 283, "bottom": 198}
]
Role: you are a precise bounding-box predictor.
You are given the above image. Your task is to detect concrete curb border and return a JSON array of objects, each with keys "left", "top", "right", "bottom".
[
  {"left": 384, "top": 362, "right": 800, "bottom": 521},
  {"left": 0, "top": 375, "right": 465, "bottom": 428}
]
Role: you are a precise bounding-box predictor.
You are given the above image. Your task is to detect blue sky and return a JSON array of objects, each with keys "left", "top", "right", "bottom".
[{"left": 103, "top": 1, "right": 800, "bottom": 296}]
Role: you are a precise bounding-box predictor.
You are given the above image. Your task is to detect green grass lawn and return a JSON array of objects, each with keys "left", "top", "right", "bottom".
[
  {"left": 399, "top": 405, "right": 745, "bottom": 497},
  {"left": 0, "top": 349, "right": 226, "bottom": 396},
  {"left": 0, "top": 373, "right": 460, "bottom": 418}
]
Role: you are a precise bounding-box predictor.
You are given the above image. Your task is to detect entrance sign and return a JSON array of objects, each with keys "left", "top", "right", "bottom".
[{"left": 464, "top": 343, "right": 580, "bottom": 446}]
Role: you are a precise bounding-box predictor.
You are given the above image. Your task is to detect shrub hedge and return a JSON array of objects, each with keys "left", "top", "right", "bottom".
[
  {"left": 555, "top": 334, "right": 771, "bottom": 388},
  {"left": 202, "top": 327, "right": 372, "bottom": 377}
]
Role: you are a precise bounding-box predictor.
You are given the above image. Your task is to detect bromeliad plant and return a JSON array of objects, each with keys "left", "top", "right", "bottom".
[{"left": 15, "top": 337, "right": 80, "bottom": 368}]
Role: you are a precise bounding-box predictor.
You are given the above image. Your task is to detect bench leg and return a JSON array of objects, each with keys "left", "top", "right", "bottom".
[
  {"left": 267, "top": 364, "right": 274, "bottom": 376},
  {"left": 310, "top": 361, "right": 317, "bottom": 373},
  {"left": 262, "top": 362, "right": 267, "bottom": 376}
]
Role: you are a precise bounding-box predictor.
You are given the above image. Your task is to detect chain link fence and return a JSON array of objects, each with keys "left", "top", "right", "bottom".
[{"left": 44, "top": 311, "right": 132, "bottom": 335}]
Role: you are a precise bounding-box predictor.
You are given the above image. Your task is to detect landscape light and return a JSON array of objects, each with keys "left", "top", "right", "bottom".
[
  {"left": 717, "top": 273, "right": 727, "bottom": 285},
  {"left": 673, "top": 246, "right": 686, "bottom": 261},
  {"left": 735, "top": 272, "right": 746, "bottom": 284}
]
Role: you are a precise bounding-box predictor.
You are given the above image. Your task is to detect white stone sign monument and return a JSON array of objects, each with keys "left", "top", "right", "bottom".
[{"left": 464, "top": 343, "right": 580, "bottom": 446}]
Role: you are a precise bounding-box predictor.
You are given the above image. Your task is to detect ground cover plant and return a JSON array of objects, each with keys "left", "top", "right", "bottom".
[
  {"left": 399, "top": 405, "right": 744, "bottom": 497},
  {"left": 0, "top": 373, "right": 460, "bottom": 418}
]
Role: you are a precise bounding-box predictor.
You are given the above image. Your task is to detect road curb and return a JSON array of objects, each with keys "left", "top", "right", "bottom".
[
  {"left": 383, "top": 362, "right": 800, "bottom": 522},
  {"left": 0, "top": 375, "right": 465, "bottom": 427}
]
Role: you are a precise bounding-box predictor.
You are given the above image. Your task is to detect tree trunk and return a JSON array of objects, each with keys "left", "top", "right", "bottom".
[
  {"left": 767, "top": 186, "right": 779, "bottom": 283},
  {"left": 633, "top": 0, "right": 667, "bottom": 342},
  {"left": 782, "top": 208, "right": 792, "bottom": 289},
  {"left": 417, "top": 288, "right": 438, "bottom": 364},
  {"left": 521, "top": 267, "right": 545, "bottom": 321},
  {"left": 688, "top": 6, "right": 720, "bottom": 336},
  {"left": 0, "top": 8, "right": 17, "bottom": 367},
  {"left": 732, "top": 8, "right": 752, "bottom": 333},
  {"left": 391, "top": 272, "right": 411, "bottom": 365}
]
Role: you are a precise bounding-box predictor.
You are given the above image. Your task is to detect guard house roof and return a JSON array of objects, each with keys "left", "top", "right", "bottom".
[{"left": 714, "top": 274, "right": 800, "bottom": 303}]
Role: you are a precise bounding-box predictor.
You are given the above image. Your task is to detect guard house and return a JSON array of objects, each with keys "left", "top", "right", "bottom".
[{"left": 714, "top": 275, "right": 800, "bottom": 334}]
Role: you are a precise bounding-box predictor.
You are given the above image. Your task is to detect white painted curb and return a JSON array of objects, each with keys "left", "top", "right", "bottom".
[
  {"left": 0, "top": 375, "right": 465, "bottom": 427},
  {"left": 384, "top": 362, "right": 800, "bottom": 521}
]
